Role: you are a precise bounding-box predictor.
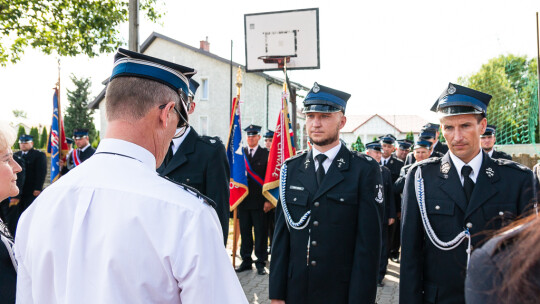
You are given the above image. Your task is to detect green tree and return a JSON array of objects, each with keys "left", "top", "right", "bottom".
[
  {"left": 39, "top": 127, "right": 48, "bottom": 149},
  {"left": 12, "top": 109, "right": 27, "bottom": 119},
  {"left": 458, "top": 54, "right": 538, "bottom": 144},
  {"left": 13, "top": 125, "right": 25, "bottom": 150},
  {"left": 64, "top": 74, "right": 97, "bottom": 141},
  {"left": 351, "top": 136, "right": 365, "bottom": 152},
  {"left": 91, "top": 130, "right": 101, "bottom": 149},
  {"left": 29, "top": 126, "right": 40, "bottom": 148},
  {"left": 406, "top": 131, "right": 414, "bottom": 142},
  {"left": 0, "top": 0, "right": 164, "bottom": 66}
]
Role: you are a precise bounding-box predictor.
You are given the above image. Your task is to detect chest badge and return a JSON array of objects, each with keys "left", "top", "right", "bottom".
[
  {"left": 337, "top": 158, "right": 345, "bottom": 168},
  {"left": 375, "top": 184, "right": 384, "bottom": 204},
  {"left": 441, "top": 162, "right": 451, "bottom": 174},
  {"left": 486, "top": 167, "right": 494, "bottom": 178}
]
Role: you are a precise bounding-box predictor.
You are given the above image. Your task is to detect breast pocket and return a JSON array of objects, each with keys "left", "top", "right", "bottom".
[
  {"left": 426, "top": 200, "right": 455, "bottom": 236},
  {"left": 327, "top": 192, "right": 358, "bottom": 225},
  {"left": 180, "top": 174, "right": 204, "bottom": 190},
  {"left": 482, "top": 204, "right": 517, "bottom": 226},
  {"left": 327, "top": 193, "right": 358, "bottom": 205}
]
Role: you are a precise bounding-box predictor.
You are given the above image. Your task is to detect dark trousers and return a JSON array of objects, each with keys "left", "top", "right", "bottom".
[
  {"left": 239, "top": 208, "right": 268, "bottom": 268},
  {"left": 265, "top": 209, "right": 275, "bottom": 251},
  {"left": 388, "top": 219, "right": 401, "bottom": 259},
  {"left": 378, "top": 221, "right": 389, "bottom": 282}
]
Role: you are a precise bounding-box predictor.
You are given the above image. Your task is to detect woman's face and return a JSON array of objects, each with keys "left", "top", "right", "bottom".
[{"left": 0, "top": 148, "right": 22, "bottom": 201}]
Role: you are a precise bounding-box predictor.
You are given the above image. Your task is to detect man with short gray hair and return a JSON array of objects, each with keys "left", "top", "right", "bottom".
[{"left": 14, "top": 48, "right": 247, "bottom": 304}]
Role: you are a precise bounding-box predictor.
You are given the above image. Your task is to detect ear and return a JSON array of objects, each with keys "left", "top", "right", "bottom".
[
  {"left": 159, "top": 101, "right": 176, "bottom": 128},
  {"left": 339, "top": 114, "right": 347, "bottom": 130},
  {"left": 188, "top": 102, "right": 196, "bottom": 114},
  {"left": 479, "top": 117, "right": 487, "bottom": 134}
]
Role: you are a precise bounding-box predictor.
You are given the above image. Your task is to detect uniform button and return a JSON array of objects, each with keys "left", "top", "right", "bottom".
[
  {"left": 314, "top": 202, "right": 320, "bottom": 207},
  {"left": 311, "top": 241, "right": 317, "bottom": 246},
  {"left": 313, "top": 221, "right": 319, "bottom": 227},
  {"left": 435, "top": 205, "right": 441, "bottom": 210},
  {"left": 499, "top": 211, "right": 504, "bottom": 216},
  {"left": 466, "top": 222, "right": 473, "bottom": 229},
  {"left": 311, "top": 260, "right": 317, "bottom": 266},
  {"left": 340, "top": 198, "right": 344, "bottom": 202},
  {"left": 293, "top": 198, "right": 297, "bottom": 201},
  {"left": 186, "top": 178, "right": 190, "bottom": 182}
]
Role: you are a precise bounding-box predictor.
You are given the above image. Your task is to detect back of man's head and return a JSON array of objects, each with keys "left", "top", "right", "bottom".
[{"left": 105, "top": 77, "right": 180, "bottom": 122}]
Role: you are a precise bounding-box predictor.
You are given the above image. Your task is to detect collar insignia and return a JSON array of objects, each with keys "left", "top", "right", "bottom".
[
  {"left": 210, "top": 139, "right": 216, "bottom": 144},
  {"left": 365, "top": 156, "right": 373, "bottom": 161},
  {"left": 337, "top": 158, "right": 345, "bottom": 168},
  {"left": 486, "top": 167, "right": 494, "bottom": 178},
  {"left": 441, "top": 162, "right": 451, "bottom": 174},
  {"left": 304, "top": 158, "right": 310, "bottom": 169}
]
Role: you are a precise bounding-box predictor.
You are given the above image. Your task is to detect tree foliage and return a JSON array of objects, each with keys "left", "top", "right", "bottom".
[
  {"left": 0, "top": 0, "right": 164, "bottom": 66},
  {"left": 458, "top": 54, "right": 538, "bottom": 144},
  {"left": 351, "top": 136, "right": 365, "bottom": 152},
  {"left": 12, "top": 109, "right": 27, "bottom": 118},
  {"left": 406, "top": 131, "right": 414, "bottom": 142},
  {"left": 64, "top": 74, "right": 96, "bottom": 141},
  {"left": 39, "top": 127, "right": 48, "bottom": 149},
  {"left": 13, "top": 125, "right": 25, "bottom": 150}
]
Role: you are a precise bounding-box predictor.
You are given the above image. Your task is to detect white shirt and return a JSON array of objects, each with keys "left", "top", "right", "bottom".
[
  {"left": 381, "top": 155, "right": 391, "bottom": 166},
  {"left": 14, "top": 138, "right": 247, "bottom": 304},
  {"left": 247, "top": 145, "right": 258, "bottom": 157},
  {"left": 449, "top": 149, "right": 483, "bottom": 185},
  {"left": 170, "top": 126, "right": 192, "bottom": 155},
  {"left": 487, "top": 149, "right": 494, "bottom": 158},
  {"left": 312, "top": 143, "right": 342, "bottom": 173}
]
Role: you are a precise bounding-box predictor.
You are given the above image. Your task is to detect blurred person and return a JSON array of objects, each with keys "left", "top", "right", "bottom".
[
  {"left": 158, "top": 79, "right": 230, "bottom": 244},
  {"left": 14, "top": 49, "right": 247, "bottom": 304},
  {"left": 404, "top": 129, "right": 444, "bottom": 165},
  {"left": 400, "top": 83, "right": 536, "bottom": 304},
  {"left": 61, "top": 130, "right": 95, "bottom": 174},
  {"left": 0, "top": 121, "right": 23, "bottom": 304},
  {"left": 263, "top": 130, "right": 274, "bottom": 150},
  {"left": 395, "top": 139, "right": 412, "bottom": 161},
  {"left": 262, "top": 130, "right": 276, "bottom": 252},
  {"left": 269, "top": 83, "right": 382, "bottom": 304},
  {"left": 480, "top": 124, "right": 512, "bottom": 160},
  {"left": 423, "top": 122, "right": 448, "bottom": 155},
  {"left": 394, "top": 139, "right": 433, "bottom": 195}
]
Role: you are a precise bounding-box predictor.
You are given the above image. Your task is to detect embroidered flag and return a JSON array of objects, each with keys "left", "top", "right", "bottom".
[
  {"left": 226, "top": 97, "right": 249, "bottom": 211},
  {"left": 47, "top": 88, "right": 69, "bottom": 183},
  {"left": 262, "top": 82, "right": 296, "bottom": 206}
]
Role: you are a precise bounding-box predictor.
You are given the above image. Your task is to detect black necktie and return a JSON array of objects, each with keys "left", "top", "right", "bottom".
[
  {"left": 461, "top": 165, "right": 474, "bottom": 203},
  {"left": 315, "top": 154, "right": 328, "bottom": 186},
  {"left": 164, "top": 143, "right": 174, "bottom": 166},
  {"left": 250, "top": 148, "right": 254, "bottom": 158}
]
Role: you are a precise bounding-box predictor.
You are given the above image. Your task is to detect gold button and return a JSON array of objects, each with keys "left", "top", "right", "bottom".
[{"left": 435, "top": 205, "right": 441, "bottom": 210}]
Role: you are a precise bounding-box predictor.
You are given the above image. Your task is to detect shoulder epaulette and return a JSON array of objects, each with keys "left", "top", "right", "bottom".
[
  {"left": 493, "top": 158, "right": 531, "bottom": 172},
  {"left": 284, "top": 150, "right": 307, "bottom": 164},
  {"left": 159, "top": 175, "right": 217, "bottom": 208},
  {"left": 200, "top": 135, "right": 223, "bottom": 146},
  {"left": 409, "top": 156, "right": 441, "bottom": 172},
  {"left": 353, "top": 151, "right": 378, "bottom": 164}
]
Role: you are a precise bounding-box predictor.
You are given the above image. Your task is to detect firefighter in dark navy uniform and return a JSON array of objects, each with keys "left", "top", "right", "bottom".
[
  {"left": 61, "top": 129, "right": 96, "bottom": 175},
  {"left": 394, "top": 138, "right": 435, "bottom": 195},
  {"left": 157, "top": 79, "right": 230, "bottom": 244},
  {"left": 480, "top": 124, "right": 512, "bottom": 160},
  {"left": 400, "top": 83, "right": 537, "bottom": 304},
  {"left": 404, "top": 128, "right": 444, "bottom": 166},
  {"left": 269, "top": 83, "right": 382, "bottom": 304},
  {"left": 235, "top": 124, "right": 270, "bottom": 275}
]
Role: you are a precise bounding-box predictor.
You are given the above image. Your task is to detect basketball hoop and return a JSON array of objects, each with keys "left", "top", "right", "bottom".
[{"left": 257, "top": 56, "right": 293, "bottom": 69}]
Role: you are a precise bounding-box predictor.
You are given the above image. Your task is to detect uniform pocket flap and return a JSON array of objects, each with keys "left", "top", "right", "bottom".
[
  {"left": 327, "top": 193, "right": 358, "bottom": 205},
  {"left": 482, "top": 204, "right": 517, "bottom": 220},
  {"left": 426, "top": 201, "right": 454, "bottom": 216},
  {"left": 287, "top": 191, "right": 309, "bottom": 206}
]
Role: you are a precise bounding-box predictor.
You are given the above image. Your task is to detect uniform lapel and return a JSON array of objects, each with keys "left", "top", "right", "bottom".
[
  {"left": 465, "top": 153, "right": 499, "bottom": 218},
  {"left": 297, "top": 149, "right": 318, "bottom": 195},
  {"left": 438, "top": 153, "right": 468, "bottom": 213},
  {"left": 161, "top": 129, "right": 197, "bottom": 176},
  {"left": 313, "top": 145, "right": 348, "bottom": 201}
]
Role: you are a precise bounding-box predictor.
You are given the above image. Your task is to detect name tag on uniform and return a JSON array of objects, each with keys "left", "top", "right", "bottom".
[{"left": 289, "top": 185, "right": 304, "bottom": 191}]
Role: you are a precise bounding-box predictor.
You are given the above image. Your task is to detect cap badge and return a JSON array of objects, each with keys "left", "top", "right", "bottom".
[
  {"left": 441, "top": 162, "right": 451, "bottom": 174},
  {"left": 486, "top": 167, "right": 494, "bottom": 178},
  {"left": 312, "top": 82, "right": 320, "bottom": 93},
  {"left": 447, "top": 85, "right": 456, "bottom": 95},
  {"left": 375, "top": 185, "right": 384, "bottom": 204}
]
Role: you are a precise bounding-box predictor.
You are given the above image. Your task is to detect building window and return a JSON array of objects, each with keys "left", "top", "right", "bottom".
[
  {"left": 199, "top": 116, "right": 208, "bottom": 136},
  {"left": 201, "top": 78, "right": 209, "bottom": 100}
]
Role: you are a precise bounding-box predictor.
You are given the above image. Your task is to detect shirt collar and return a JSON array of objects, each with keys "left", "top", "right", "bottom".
[
  {"left": 487, "top": 149, "right": 494, "bottom": 157},
  {"left": 170, "top": 126, "right": 191, "bottom": 155},
  {"left": 96, "top": 138, "right": 156, "bottom": 171},
  {"left": 248, "top": 145, "right": 259, "bottom": 154},
  {"left": 449, "top": 149, "right": 483, "bottom": 183},
  {"left": 381, "top": 155, "right": 391, "bottom": 162},
  {"left": 79, "top": 143, "right": 91, "bottom": 152},
  {"left": 312, "top": 143, "right": 342, "bottom": 164}
]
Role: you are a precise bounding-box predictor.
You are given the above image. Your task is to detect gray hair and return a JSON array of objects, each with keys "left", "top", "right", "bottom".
[
  {"left": 105, "top": 77, "right": 180, "bottom": 121},
  {"left": 0, "top": 121, "right": 16, "bottom": 152}
]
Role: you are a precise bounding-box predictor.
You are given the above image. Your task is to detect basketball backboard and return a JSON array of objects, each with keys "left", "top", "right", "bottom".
[{"left": 244, "top": 8, "right": 320, "bottom": 72}]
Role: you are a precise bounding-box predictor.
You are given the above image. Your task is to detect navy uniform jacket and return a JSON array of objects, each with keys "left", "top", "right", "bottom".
[
  {"left": 15, "top": 148, "right": 46, "bottom": 204},
  {"left": 269, "top": 145, "right": 382, "bottom": 304},
  {"left": 240, "top": 146, "right": 269, "bottom": 210},
  {"left": 404, "top": 150, "right": 445, "bottom": 166},
  {"left": 400, "top": 152, "right": 537, "bottom": 304},
  {"left": 490, "top": 150, "right": 512, "bottom": 161},
  {"left": 382, "top": 154, "right": 403, "bottom": 183},
  {"left": 432, "top": 141, "right": 449, "bottom": 155},
  {"left": 157, "top": 128, "right": 230, "bottom": 243},
  {"left": 381, "top": 166, "right": 396, "bottom": 222}
]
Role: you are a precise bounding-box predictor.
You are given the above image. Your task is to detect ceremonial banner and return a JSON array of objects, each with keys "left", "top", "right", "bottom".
[
  {"left": 226, "top": 97, "right": 249, "bottom": 211},
  {"left": 262, "top": 83, "right": 296, "bottom": 206},
  {"left": 47, "top": 88, "right": 69, "bottom": 182}
]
